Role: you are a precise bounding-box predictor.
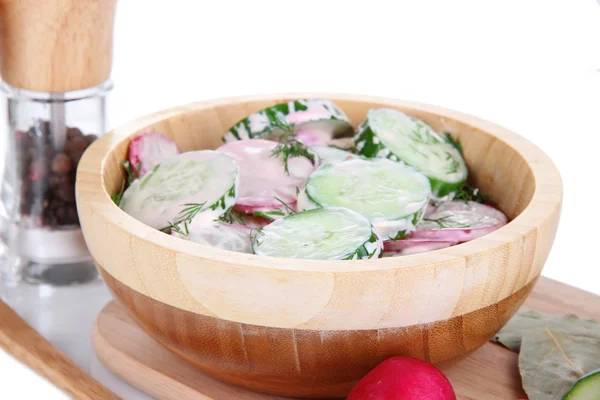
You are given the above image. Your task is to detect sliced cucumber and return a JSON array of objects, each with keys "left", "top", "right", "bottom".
[
  {"left": 120, "top": 151, "right": 239, "bottom": 229},
  {"left": 173, "top": 221, "right": 252, "bottom": 253},
  {"left": 355, "top": 108, "right": 467, "bottom": 197},
  {"left": 310, "top": 145, "right": 360, "bottom": 165},
  {"left": 563, "top": 370, "right": 600, "bottom": 400},
  {"left": 223, "top": 99, "right": 353, "bottom": 143},
  {"left": 298, "top": 158, "right": 431, "bottom": 239},
  {"left": 252, "top": 207, "right": 382, "bottom": 260}
]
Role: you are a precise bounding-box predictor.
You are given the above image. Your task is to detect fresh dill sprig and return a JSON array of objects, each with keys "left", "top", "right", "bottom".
[
  {"left": 111, "top": 180, "right": 126, "bottom": 206},
  {"left": 253, "top": 197, "right": 295, "bottom": 221},
  {"left": 444, "top": 132, "right": 463, "bottom": 154},
  {"left": 122, "top": 160, "right": 138, "bottom": 185},
  {"left": 454, "top": 184, "right": 489, "bottom": 204},
  {"left": 169, "top": 220, "right": 191, "bottom": 236},
  {"left": 111, "top": 160, "right": 138, "bottom": 206},
  {"left": 217, "top": 208, "right": 245, "bottom": 225},
  {"left": 274, "top": 197, "right": 295, "bottom": 214},
  {"left": 268, "top": 117, "right": 315, "bottom": 174},
  {"left": 252, "top": 210, "right": 285, "bottom": 221},
  {"left": 164, "top": 202, "right": 207, "bottom": 236},
  {"left": 424, "top": 215, "right": 470, "bottom": 229},
  {"left": 250, "top": 226, "right": 265, "bottom": 247}
]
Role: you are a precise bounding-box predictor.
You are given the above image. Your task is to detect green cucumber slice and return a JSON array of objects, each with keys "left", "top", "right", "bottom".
[
  {"left": 223, "top": 99, "right": 353, "bottom": 143},
  {"left": 562, "top": 370, "right": 600, "bottom": 400},
  {"left": 310, "top": 145, "right": 360, "bottom": 165},
  {"left": 252, "top": 207, "right": 382, "bottom": 260},
  {"left": 120, "top": 151, "right": 239, "bottom": 229},
  {"left": 298, "top": 158, "right": 431, "bottom": 239},
  {"left": 355, "top": 108, "right": 467, "bottom": 197}
]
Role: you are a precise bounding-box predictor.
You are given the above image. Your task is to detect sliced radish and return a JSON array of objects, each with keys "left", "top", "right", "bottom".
[
  {"left": 223, "top": 99, "right": 353, "bottom": 143},
  {"left": 294, "top": 129, "right": 332, "bottom": 145},
  {"left": 128, "top": 131, "right": 180, "bottom": 176},
  {"left": 384, "top": 238, "right": 457, "bottom": 255},
  {"left": 423, "top": 201, "right": 437, "bottom": 217},
  {"left": 217, "top": 139, "right": 315, "bottom": 213},
  {"left": 173, "top": 221, "right": 252, "bottom": 253},
  {"left": 239, "top": 215, "right": 272, "bottom": 228},
  {"left": 310, "top": 145, "right": 360, "bottom": 165},
  {"left": 409, "top": 200, "right": 507, "bottom": 242}
]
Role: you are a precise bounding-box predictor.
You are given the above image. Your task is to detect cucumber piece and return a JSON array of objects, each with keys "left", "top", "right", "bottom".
[
  {"left": 563, "top": 370, "right": 600, "bottom": 399},
  {"left": 223, "top": 99, "right": 353, "bottom": 143},
  {"left": 298, "top": 158, "right": 431, "bottom": 239},
  {"left": 252, "top": 207, "right": 382, "bottom": 260},
  {"left": 120, "top": 151, "right": 239, "bottom": 229},
  {"left": 355, "top": 108, "right": 468, "bottom": 197},
  {"left": 310, "top": 145, "right": 360, "bottom": 165}
]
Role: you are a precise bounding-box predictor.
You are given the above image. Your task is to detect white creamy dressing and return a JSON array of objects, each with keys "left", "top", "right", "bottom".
[
  {"left": 417, "top": 200, "right": 507, "bottom": 231},
  {"left": 217, "top": 139, "right": 315, "bottom": 208},
  {"left": 310, "top": 146, "right": 359, "bottom": 165},
  {"left": 372, "top": 216, "right": 415, "bottom": 241},
  {"left": 173, "top": 221, "right": 252, "bottom": 253},
  {"left": 248, "top": 112, "right": 270, "bottom": 133},
  {"left": 120, "top": 151, "right": 239, "bottom": 229},
  {"left": 362, "top": 236, "right": 383, "bottom": 259},
  {"left": 287, "top": 105, "right": 332, "bottom": 125}
]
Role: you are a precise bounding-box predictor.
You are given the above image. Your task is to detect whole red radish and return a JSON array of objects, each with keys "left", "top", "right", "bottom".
[{"left": 347, "top": 356, "right": 456, "bottom": 400}]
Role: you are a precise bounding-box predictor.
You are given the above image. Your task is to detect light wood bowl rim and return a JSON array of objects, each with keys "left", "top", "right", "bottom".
[{"left": 77, "top": 93, "right": 563, "bottom": 273}]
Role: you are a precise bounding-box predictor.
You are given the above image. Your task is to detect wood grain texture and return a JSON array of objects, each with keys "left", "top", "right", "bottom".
[
  {"left": 98, "top": 266, "right": 536, "bottom": 398},
  {"left": 76, "top": 94, "right": 563, "bottom": 396},
  {"left": 0, "top": 0, "right": 116, "bottom": 92},
  {"left": 93, "top": 277, "right": 600, "bottom": 400},
  {"left": 0, "top": 299, "right": 120, "bottom": 400}
]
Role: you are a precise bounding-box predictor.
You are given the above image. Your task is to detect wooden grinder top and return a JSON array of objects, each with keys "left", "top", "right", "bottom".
[{"left": 0, "top": 0, "right": 117, "bottom": 92}]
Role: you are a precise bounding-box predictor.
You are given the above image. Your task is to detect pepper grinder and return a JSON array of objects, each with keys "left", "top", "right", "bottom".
[{"left": 0, "top": 0, "right": 117, "bottom": 285}]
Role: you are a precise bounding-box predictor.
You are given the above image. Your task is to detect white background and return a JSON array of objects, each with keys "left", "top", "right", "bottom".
[{"left": 2, "top": 0, "right": 599, "bottom": 398}]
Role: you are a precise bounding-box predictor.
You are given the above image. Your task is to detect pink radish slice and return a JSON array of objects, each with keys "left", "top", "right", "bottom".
[
  {"left": 423, "top": 201, "right": 438, "bottom": 217},
  {"left": 172, "top": 221, "right": 252, "bottom": 253},
  {"left": 233, "top": 203, "right": 294, "bottom": 222},
  {"left": 239, "top": 215, "right": 271, "bottom": 228},
  {"left": 295, "top": 129, "right": 331, "bottom": 146},
  {"left": 128, "top": 131, "right": 180, "bottom": 176},
  {"left": 287, "top": 106, "right": 333, "bottom": 124},
  {"left": 217, "top": 139, "right": 315, "bottom": 212},
  {"left": 384, "top": 238, "right": 457, "bottom": 255},
  {"left": 232, "top": 202, "right": 296, "bottom": 215},
  {"left": 409, "top": 200, "right": 507, "bottom": 243}
]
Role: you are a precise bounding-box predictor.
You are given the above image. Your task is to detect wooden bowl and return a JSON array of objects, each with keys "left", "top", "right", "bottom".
[{"left": 76, "top": 94, "right": 562, "bottom": 398}]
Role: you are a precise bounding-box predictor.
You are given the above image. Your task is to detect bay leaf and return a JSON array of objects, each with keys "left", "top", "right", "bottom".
[
  {"left": 519, "top": 328, "right": 600, "bottom": 400},
  {"left": 492, "top": 310, "right": 600, "bottom": 352}
]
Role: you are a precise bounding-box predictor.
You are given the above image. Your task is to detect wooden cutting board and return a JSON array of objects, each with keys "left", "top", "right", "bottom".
[{"left": 92, "top": 277, "right": 600, "bottom": 400}]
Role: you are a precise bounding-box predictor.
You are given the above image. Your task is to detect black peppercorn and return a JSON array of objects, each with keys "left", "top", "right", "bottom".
[{"left": 51, "top": 153, "right": 72, "bottom": 175}]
